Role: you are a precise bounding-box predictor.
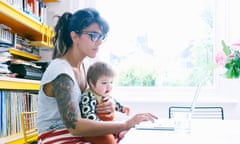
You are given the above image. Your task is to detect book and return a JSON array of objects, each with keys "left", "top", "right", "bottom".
[{"left": 0, "top": 91, "right": 2, "bottom": 137}]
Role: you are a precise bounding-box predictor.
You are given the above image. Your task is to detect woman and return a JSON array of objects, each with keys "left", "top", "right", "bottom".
[{"left": 37, "top": 8, "right": 157, "bottom": 144}]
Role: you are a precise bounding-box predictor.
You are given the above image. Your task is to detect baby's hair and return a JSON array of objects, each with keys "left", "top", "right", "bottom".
[{"left": 87, "top": 61, "right": 115, "bottom": 86}]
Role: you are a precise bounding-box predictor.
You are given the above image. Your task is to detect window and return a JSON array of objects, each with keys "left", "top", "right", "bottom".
[{"left": 96, "top": 0, "right": 219, "bottom": 88}]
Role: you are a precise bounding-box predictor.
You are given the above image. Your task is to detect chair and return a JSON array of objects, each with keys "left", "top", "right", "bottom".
[
  {"left": 20, "top": 111, "right": 38, "bottom": 144},
  {"left": 168, "top": 106, "right": 224, "bottom": 120}
]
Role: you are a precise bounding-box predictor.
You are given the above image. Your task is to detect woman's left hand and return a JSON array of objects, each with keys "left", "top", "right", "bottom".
[{"left": 96, "top": 96, "right": 115, "bottom": 117}]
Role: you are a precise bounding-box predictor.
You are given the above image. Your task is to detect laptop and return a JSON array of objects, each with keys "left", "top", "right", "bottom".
[{"left": 135, "top": 80, "right": 203, "bottom": 131}]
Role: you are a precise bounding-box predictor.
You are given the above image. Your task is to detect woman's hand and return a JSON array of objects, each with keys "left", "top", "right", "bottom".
[
  {"left": 115, "top": 112, "right": 158, "bottom": 142},
  {"left": 96, "top": 96, "right": 115, "bottom": 117},
  {"left": 125, "top": 113, "right": 158, "bottom": 129}
]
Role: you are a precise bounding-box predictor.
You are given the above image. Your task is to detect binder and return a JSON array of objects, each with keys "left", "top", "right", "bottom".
[{"left": 8, "top": 64, "right": 43, "bottom": 80}]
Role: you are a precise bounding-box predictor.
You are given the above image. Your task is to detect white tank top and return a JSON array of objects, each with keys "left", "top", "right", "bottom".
[{"left": 37, "top": 59, "right": 82, "bottom": 133}]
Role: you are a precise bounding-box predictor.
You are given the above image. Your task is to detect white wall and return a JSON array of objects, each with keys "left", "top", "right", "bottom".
[
  {"left": 44, "top": 0, "right": 97, "bottom": 28},
  {"left": 229, "top": 0, "right": 240, "bottom": 43}
]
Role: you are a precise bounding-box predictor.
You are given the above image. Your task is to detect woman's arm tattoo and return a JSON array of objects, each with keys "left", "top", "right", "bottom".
[{"left": 53, "top": 74, "right": 81, "bottom": 129}]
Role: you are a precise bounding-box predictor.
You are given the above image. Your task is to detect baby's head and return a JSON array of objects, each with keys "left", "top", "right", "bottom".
[{"left": 87, "top": 61, "right": 115, "bottom": 96}]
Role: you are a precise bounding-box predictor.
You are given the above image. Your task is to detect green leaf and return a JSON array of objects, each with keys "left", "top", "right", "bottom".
[
  {"left": 225, "top": 62, "right": 231, "bottom": 69},
  {"left": 225, "top": 69, "right": 233, "bottom": 78},
  {"left": 221, "top": 40, "right": 231, "bottom": 56}
]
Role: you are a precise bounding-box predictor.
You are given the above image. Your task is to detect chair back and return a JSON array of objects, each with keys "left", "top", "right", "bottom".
[
  {"left": 20, "top": 111, "right": 38, "bottom": 144},
  {"left": 169, "top": 106, "right": 224, "bottom": 120}
]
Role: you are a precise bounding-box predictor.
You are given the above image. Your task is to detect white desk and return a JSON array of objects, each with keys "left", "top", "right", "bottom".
[{"left": 120, "top": 120, "right": 240, "bottom": 144}]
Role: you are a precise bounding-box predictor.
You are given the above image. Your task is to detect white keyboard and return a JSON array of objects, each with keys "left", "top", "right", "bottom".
[{"left": 135, "top": 119, "right": 175, "bottom": 131}]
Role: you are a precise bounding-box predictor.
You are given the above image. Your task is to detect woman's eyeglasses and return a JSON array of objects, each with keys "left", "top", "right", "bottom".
[{"left": 81, "top": 31, "right": 106, "bottom": 42}]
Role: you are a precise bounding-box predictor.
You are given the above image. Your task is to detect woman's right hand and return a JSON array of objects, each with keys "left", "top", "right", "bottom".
[{"left": 125, "top": 113, "right": 158, "bottom": 129}]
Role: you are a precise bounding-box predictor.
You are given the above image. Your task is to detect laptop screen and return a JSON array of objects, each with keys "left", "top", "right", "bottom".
[{"left": 190, "top": 82, "right": 202, "bottom": 112}]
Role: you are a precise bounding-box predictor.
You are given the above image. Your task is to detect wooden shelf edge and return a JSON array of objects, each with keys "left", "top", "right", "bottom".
[
  {"left": 42, "top": 0, "right": 59, "bottom": 2},
  {"left": 0, "top": 133, "right": 22, "bottom": 144},
  {"left": 0, "top": 77, "right": 40, "bottom": 90},
  {"left": 9, "top": 48, "right": 41, "bottom": 61},
  {"left": 30, "top": 41, "right": 53, "bottom": 48},
  {"left": 0, "top": 133, "right": 38, "bottom": 144}
]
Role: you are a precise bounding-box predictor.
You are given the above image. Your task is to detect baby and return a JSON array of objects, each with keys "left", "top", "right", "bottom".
[{"left": 79, "top": 61, "right": 130, "bottom": 144}]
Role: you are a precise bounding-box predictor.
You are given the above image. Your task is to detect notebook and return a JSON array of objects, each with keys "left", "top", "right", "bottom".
[{"left": 135, "top": 80, "right": 203, "bottom": 131}]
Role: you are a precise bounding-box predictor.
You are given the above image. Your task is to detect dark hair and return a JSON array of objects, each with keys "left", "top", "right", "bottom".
[
  {"left": 87, "top": 61, "right": 115, "bottom": 87},
  {"left": 52, "top": 8, "right": 109, "bottom": 59}
]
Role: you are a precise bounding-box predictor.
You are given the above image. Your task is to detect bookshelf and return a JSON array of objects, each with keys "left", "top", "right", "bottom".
[
  {"left": 0, "top": 0, "right": 54, "bottom": 143},
  {"left": 0, "top": 0, "right": 54, "bottom": 48},
  {"left": 0, "top": 88, "right": 39, "bottom": 144}
]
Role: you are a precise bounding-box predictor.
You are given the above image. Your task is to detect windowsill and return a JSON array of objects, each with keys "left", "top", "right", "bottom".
[
  {"left": 112, "top": 87, "right": 239, "bottom": 105},
  {"left": 114, "top": 94, "right": 238, "bottom": 105},
  {"left": 112, "top": 87, "right": 240, "bottom": 120}
]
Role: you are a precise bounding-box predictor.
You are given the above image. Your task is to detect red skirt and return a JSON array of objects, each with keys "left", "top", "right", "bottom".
[
  {"left": 38, "top": 128, "right": 88, "bottom": 144},
  {"left": 38, "top": 128, "right": 122, "bottom": 144}
]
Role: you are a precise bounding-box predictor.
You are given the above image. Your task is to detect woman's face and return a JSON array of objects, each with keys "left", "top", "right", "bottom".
[
  {"left": 90, "top": 75, "right": 114, "bottom": 97},
  {"left": 75, "top": 23, "right": 104, "bottom": 58}
]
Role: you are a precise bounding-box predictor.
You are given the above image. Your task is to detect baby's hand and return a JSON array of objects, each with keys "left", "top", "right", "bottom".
[{"left": 123, "top": 107, "right": 130, "bottom": 116}]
